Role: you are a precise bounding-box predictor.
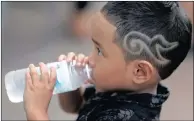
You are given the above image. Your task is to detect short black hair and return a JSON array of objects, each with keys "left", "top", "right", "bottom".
[{"left": 101, "top": 2, "right": 192, "bottom": 80}]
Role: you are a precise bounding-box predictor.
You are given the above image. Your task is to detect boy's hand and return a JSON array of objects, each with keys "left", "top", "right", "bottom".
[
  {"left": 24, "top": 63, "right": 57, "bottom": 120},
  {"left": 58, "top": 52, "right": 92, "bottom": 84}
]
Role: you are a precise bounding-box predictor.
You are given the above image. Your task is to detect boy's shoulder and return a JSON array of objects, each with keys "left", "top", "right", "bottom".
[{"left": 77, "top": 84, "right": 169, "bottom": 121}]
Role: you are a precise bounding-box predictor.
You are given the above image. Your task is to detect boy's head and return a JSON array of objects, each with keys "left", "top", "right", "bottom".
[{"left": 88, "top": 2, "right": 192, "bottom": 92}]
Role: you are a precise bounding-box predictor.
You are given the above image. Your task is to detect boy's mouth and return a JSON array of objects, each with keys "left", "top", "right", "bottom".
[{"left": 88, "top": 79, "right": 95, "bottom": 84}]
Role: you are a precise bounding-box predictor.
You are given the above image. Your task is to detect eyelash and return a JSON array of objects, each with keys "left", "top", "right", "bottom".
[{"left": 96, "top": 47, "right": 103, "bottom": 56}]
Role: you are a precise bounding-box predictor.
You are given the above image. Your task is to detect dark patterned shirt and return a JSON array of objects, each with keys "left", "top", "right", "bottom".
[{"left": 77, "top": 84, "right": 169, "bottom": 121}]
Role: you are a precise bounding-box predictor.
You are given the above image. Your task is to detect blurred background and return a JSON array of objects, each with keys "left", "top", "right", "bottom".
[{"left": 1, "top": 1, "right": 193, "bottom": 120}]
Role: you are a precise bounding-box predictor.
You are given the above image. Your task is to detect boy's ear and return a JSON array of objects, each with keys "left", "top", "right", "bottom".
[{"left": 131, "top": 60, "right": 154, "bottom": 84}]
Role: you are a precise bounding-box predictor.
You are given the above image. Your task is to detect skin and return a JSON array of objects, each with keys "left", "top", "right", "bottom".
[
  {"left": 24, "top": 12, "right": 159, "bottom": 120},
  {"left": 88, "top": 13, "right": 158, "bottom": 92},
  {"left": 24, "top": 63, "right": 56, "bottom": 120}
]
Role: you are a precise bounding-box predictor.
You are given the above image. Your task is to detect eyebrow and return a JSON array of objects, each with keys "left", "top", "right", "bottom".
[{"left": 92, "top": 38, "right": 102, "bottom": 47}]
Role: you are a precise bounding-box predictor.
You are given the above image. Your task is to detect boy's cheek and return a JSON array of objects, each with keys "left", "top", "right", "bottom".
[
  {"left": 93, "top": 65, "right": 109, "bottom": 81},
  {"left": 91, "top": 66, "right": 102, "bottom": 82}
]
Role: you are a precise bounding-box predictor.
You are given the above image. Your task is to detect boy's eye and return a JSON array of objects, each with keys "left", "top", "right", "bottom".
[{"left": 96, "top": 47, "right": 103, "bottom": 56}]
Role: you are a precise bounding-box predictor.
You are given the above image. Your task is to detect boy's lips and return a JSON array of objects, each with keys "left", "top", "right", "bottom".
[{"left": 87, "top": 79, "right": 95, "bottom": 84}]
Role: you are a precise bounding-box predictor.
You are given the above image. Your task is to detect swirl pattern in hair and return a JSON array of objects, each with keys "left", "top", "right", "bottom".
[{"left": 123, "top": 31, "right": 179, "bottom": 65}]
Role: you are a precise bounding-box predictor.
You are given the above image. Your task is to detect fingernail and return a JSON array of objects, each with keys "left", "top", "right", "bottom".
[
  {"left": 29, "top": 64, "right": 34, "bottom": 67},
  {"left": 59, "top": 55, "right": 64, "bottom": 60}
]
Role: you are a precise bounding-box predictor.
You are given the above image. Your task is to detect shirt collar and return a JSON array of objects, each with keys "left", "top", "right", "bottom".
[{"left": 92, "top": 83, "right": 169, "bottom": 108}]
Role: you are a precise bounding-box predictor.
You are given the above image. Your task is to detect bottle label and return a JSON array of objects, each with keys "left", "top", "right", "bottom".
[
  {"left": 37, "top": 61, "right": 89, "bottom": 94},
  {"left": 52, "top": 61, "right": 73, "bottom": 94}
]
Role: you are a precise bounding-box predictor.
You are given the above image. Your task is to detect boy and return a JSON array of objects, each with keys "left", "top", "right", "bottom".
[{"left": 23, "top": 2, "right": 192, "bottom": 121}]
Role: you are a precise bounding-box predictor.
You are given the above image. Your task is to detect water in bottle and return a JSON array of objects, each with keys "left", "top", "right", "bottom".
[{"left": 5, "top": 60, "right": 92, "bottom": 103}]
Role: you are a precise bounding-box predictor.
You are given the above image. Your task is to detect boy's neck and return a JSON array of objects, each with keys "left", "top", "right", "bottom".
[
  {"left": 95, "top": 84, "right": 158, "bottom": 95},
  {"left": 136, "top": 84, "right": 158, "bottom": 95}
]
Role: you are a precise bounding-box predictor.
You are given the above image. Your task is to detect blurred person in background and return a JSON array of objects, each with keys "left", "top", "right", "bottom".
[
  {"left": 71, "top": 1, "right": 91, "bottom": 38},
  {"left": 71, "top": 2, "right": 193, "bottom": 38},
  {"left": 71, "top": 1, "right": 193, "bottom": 47}
]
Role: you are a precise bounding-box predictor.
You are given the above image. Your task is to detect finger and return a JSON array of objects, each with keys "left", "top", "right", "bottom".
[
  {"left": 29, "top": 64, "right": 39, "bottom": 85},
  {"left": 84, "top": 80, "right": 89, "bottom": 84},
  {"left": 77, "top": 53, "right": 85, "bottom": 66},
  {"left": 58, "top": 54, "right": 66, "bottom": 62},
  {"left": 83, "top": 56, "right": 89, "bottom": 66},
  {"left": 48, "top": 67, "right": 57, "bottom": 90},
  {"left": 25, "top": 70, "right": 33, "bottom": 89},
  {"left": 67, "top": 52, "right": 76, "bottom": 62},
  {"left": 39, "top": 62, "right": 49, "bottom": 85}
]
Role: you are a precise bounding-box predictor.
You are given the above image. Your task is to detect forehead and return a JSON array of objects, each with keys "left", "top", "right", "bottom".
[{"left": 89, "top": 12, "right": 116, "bottom": 43}]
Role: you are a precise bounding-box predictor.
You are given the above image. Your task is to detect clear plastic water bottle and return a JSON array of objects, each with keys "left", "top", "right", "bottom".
[{"left": 4, "top": 60, "right": 92, "bottom": 103}]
